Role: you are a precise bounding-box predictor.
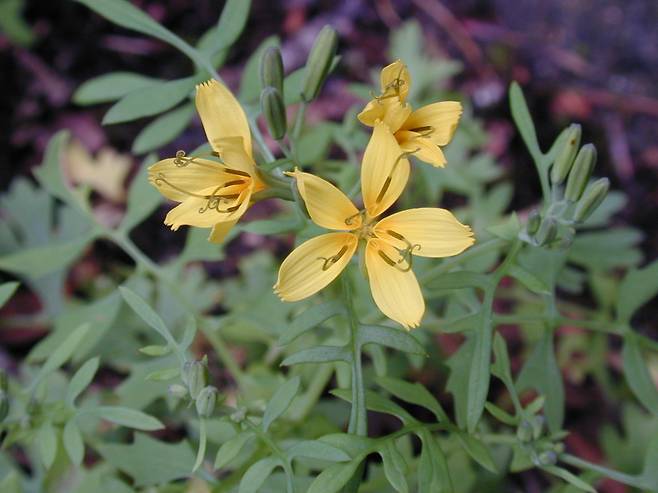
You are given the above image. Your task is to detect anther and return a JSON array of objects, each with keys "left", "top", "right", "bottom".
[
  {"left": 374, "top": 150, "right": 416, "bottom": 203},
  {"left": 224, "top": 168, "right": 251, "bottom": 178},
  {"left": 317, "top": 245, "right": 348, "bottom": 271}
]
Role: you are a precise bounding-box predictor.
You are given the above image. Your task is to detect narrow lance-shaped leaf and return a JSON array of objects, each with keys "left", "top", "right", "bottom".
[
  {"left": 380, "top": 440, "right": 409, "bottom": 493},
  {"left": 278, "top": 300, "right": 345, "bottom": 345},
  {"left": 262, "top": 376, "right": 301, "bottom": 432},
  {"left": 215, "top": 432, "right": 254, "bottom": 469},
  {"left": 509, "top": 82, "right": 541, "bottom": 160},
  {"left": 200, "top": 0, "right": 251, "bottom": 56},
  {"left": 616, "top": 259, "right": 658, "bottom": 323},
  {"left": 73, "top": 72, "right": 162, "bottom": 105},
  {"left": 66, "top": 356, "right": 100, "bottom": 406},
  {"left": 0, "top": 281, "right": 19, "bottom": 308},
  {"left": 86, "top": 406, "right": 164, "bottom": 431},
  {"left": 238, "top": 457, "right": 281, "bottom": 493},
  {"left": 120, "top": 154, "right": 161, "bottom": 232},
  {"left": 376, "top": 376, "right": 448, "bottom": 422},
  {"left": 132, "top": 103, "right": 195, "bottom": 154},
  {"left": 307, "top": 460, "right": 363, "bottom": 493},
  {"left": 63, "top": 419, "right": 85, "bottom": 466},
  {"left": 621, "top": 333, "right": 658, "bottom": 415},
  {"left": 358, "top": 325, "right": 427, "bottom": 356}
]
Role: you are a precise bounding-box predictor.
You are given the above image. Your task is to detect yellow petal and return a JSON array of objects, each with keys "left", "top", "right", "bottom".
[
  {"left": 289, "top": 169, "right": 361, "bottom": 230},
  {"left": 397, "top": 131, "right": 447, "bottom": 168},
  {"left": 365, "top": 238, "right": 424, "bottom": 329},
  {"left": 148, "top": 157, "right": 228, "bottom": 202},
  {"left": 215, "top": 136, "right": 262, "bottom": 187},
  {"left": 357, "top": 99, "right": 384, "bottom": 128},
  {"left": 362, "top": 122, "right": 410, "bottom": 218},
  {"left": 164, "top": 184, "right": 252, "bottom": 230},
  {"left": 380, "top": 60, "right": 411, "bottom": 102},
  {"left": 195, "top": 80, "right": 252, "bottom": 157},
  {"left": 357, "top": 98, "right": 410, "bottom": 134},
  {"left": 275, "top": 232, "right": 357, "bottom": 302},
  {"left": 375, "top": 208, "right": 474, "bottom": 258},
  {"left": 402, "top": 101, "right": 462, "bottom": 146},
  {"left": 208, "top": 220, "right": 237, "bottom": 244}
]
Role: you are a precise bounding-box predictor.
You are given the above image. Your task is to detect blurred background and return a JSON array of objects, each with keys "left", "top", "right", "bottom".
[{"left": 1, "top": 1, "right": 657, "bottom": 491}]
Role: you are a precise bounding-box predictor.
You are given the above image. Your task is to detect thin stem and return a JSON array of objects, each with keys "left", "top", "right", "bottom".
[
  {"left": 559, "top": 453, "right": 648, "bottom": 490},
  {"left": 342, "top": 275, "right": 367, "bottom": 436},
  {"left": 244, "top": 419, "right": 296, "bottom": 493},
  {"left": 291, "top": 102, "right": 307, "bottom": 144},
  {"left": 249, "top": 118, "right": 275, "bottom": 163}
]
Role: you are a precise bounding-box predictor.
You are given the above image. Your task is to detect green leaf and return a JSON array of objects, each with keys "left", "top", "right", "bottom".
[
  {"left": 38, "top": 422, "right": 58, "bottom": 469},
  {"left": 516, "top": 330, "right": 565, "bottom": 432},
  {"left": 119, "top": 286, "right": 177, "bottom": 348},
  {"left": 287, "top": 440, "right": 351, "bottom": 462},
  {"left": 307, "top": 459, "right": 362, "bottom": 493},
  {"left": 87, "top": 406, "right": 164, "bottom": 431},
  {"left": 262, "top": 376, "right": 301, "bottom": 431},
  {"left": 239, "top": 36, "right": 279, "bottom": 102},
  {"left": 455, "top": 432, "right": 497, "bottom": 473},
  {"left": 200, "top": 0, "right": 251, "bottom": 56},
  {"left": 240, "top": 216, "right": 299, "bottom": 235},
  {"left": 642, "top": 433, "right": 658, "bottom": 487},
  {"left": 617, "top": 259, "right": 658, "bottom": 323},
  {"left": 380, "top": 440, "right": 409, "bottom": 493},
  {"left": 97, "top": 433, "right": 194, "bottom": 487},
  {"left": 376, "top": 376, "right": 448, "bottom": 422},
  {"left": 63, "top": 419, "right": 84, "bottom": 466},
  {"left": 281, "top": 345, "right": 351, "bottom": 366},
  {"left": 73, "top": 72, "right": 162, "bottom": 105},
  {"left": 120, "top": 154, "right": 161, "bottom": 231},
  {"left": 509, "top": 264, "right": 550, "bottom": 295},
  {"left": 622, "top": 333, "right": 658, "bottom": 415},
  {"left": 30, "top": 324, "right": 90, "bottom": 392},
  {"left": 0, "top": 281, "right": 19, "bottom": 307},
  {"left": 145, "top": 368, "right": 180, "bottom": 381},
  {"left": 332, "top": 389, "right": 414, "bottom": 423},
  {"left": 66, "top": 357, "right": 100, "bottom": 406},
  {"left": 484, "top": 402, "right": 517, "bottom": 425},
  {"left": 491, "top": 332, "right": 514, "bottom": 388},
  {"left": 214, "top": 432, "right": 254, "bottom": 469},
  {"left": 542, "top": 465, "right": 596, "bottom": 493},
  {"left": 103, "top": 76, "right": 197, "bottom": 124},
  {"left": 139, "top": 345, "right": 171, "bottom": 357},
  {"left": 466, "top": 314, "right": 493, "bottom": 432},
  {"left": 358, "top": 325, "right": 427, "bottom": 356},
  {"left": 446, "top": 335, "right": 475, "bottom": 428},
  {"left": 509, "top": 82, "right": 541, "bottom": 159},
  {"left": 238, "top": 457, "right": 281, "bottom": 493},
  {"left": 278, "top": 301, "right": 345, "bottom": 345},
  {"left": 318, "top": 433, "right": 374, "bottom": 458},
  {"left": 417, "top": 430, "right": 453, "bottom": 493},
  {"left": 0, "top": 236, "right": 92, "bottom": 279},
  {"left": 32, "top": 130, "right": 81, "bottom": 208},
  {"left": 486, "top": 212, "right": 521, "bottom": 241},
  {"left": 132, "top": 103, "right": 195, "bottom": 154},
  {"left": 74, "top": 0, "right": 210, "bottom": 71}
]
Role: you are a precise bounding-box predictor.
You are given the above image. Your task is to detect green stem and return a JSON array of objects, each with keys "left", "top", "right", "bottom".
[
  {"left": 244, "top": 419, "right": 295, "bottom": 493},
  {"left": 342, "top": 275, "right": 367, "bottom": 436},
  {"left": 291, "top": 102, "right": 307, "bottom": 144},
  {"left": 249, "top": 118, "right": 275, "bottom": 163},
  {"left": 559, "top": 453, "right": 649, "bottom": 490},
  {"left": 200, "top": 324, "right": 248, "bottom": 389}
]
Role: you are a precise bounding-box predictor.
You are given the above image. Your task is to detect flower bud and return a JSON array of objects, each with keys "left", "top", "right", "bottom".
[
  {"left": 0, "top": 371, "right": 9, "bottom": 422},
  {"left": 551, "top": 124, "right": 581, "bottom": 185},
  {"left": 534, "top": 217, "right": 557, "bottom": 246},
  {"left": 260, "top": 47, "right": 284, "bottom": 95},
  {"left": 261, "top": 87, "right": 287, "bottom": 140},
  {"left": 301, "top": 25, "right": 338, "bottom": 102},
  {"left": 182, "top": 360, "right": 207, "bottom": 400},
  {"left": 526, "top": 210, "right": 541, "bottom": 235},
  {"left": 516, "top": 420, "right": 533, "bottom": 443},
  {"left": 195, "top": 386, "right": 218, "bottom": 418},
  {"left": 573, "top": 177, "right": 609, "bottom": 223},
  {"left": 168, "top": 384, "right": 188, "bottom": 399},
  {"left": 557, "top": 227, "right": 575, "bottom": 250},
  {"left": 565, "top": 144, "right": 597, "bottom": 202}
]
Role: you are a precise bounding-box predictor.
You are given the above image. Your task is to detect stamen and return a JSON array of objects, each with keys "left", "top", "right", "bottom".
[
  {"left": 378, "top": 249, "right": 413, "bottom": 272},
  {"left": 345, "top": 210, "right": 365, "bottom": 226},
  {"left": 174, "top": 149, "right": 224, "bottom": 168},
  {"left": 386, "top": 230, "right": 422, "bottom": 254},
  {"left": 317, "top": 245, "right": 349, "bottom": 271},
  {"left": 409, "top": 125, "right": 434, "bottom": 137},
  {"left": 374, "top": 150, "right": 418, "bottom": 204},
  {"left": 372, "top": 65, "right": 406, "bottom": 102},
  {"left": 154, "top": 174, "right": 208, "bottom": 199},
  {"left": 224, "top": 168, "right": 251, "bottom": 177}
]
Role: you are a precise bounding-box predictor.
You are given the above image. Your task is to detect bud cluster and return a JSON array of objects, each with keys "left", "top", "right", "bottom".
[
  {"left": 171, "top": 356, "right": 220, "bottom": 419},
  {"left": 522, "top": 123, "right": 609, "bottom": 248},
  {"left": 258, "top": 26, "right": 338, "bottom": 143}
]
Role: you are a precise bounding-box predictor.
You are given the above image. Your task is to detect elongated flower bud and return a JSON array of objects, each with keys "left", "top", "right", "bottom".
[
  {"left": 531, "top": 415, "right": 545, "bottom": 440},
  {"left": 182, "top": 360, "right": 206, "bottom": 400},
  {"left": 260, "top": 47, "right": 284, "bottom": 95},
  {"left": 196, "top": 386, "right": 218, "bottom": 417},
  {"left": 574, "top": 177, "right": 609, "bottom": 223},
  {"left": 565, "top": 144, "right": 597, "bottom": 202},
  {"left": 301, "top": 25, "right": 338, "bottom": 102},
  {"left": 526, "top": 210, "right": 541, "bottom": 235},
  {"left": 538, "top": 451, "right": 557, "bottom": 466},
  {"left": 0, "top": 371, "right": 8, "bottom": 422},
  {"left": 551, "top": 124, "right": 581, "bottom": 185},
  {"left": 516, "top": 420, "right": 533, "bottom": 442},
  {"left": 168, "top": 384, "right": 188, "bottom": 399},
  {"left": 261, "top": 87, "right": 287, "bottom": 140},
  {"left": 534, "top": 217, "right": 557, "bottom": 246}
]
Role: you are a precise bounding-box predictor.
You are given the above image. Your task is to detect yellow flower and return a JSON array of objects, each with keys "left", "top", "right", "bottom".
[
  {"left": 274, "top": 124, "right": 474, "bottom": 329},
  {"left": 148, "top": 80, "right": 265, "bottom": 243},
  {"left": 358, "top": 60, "right": 462, "bottom": 168}
]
